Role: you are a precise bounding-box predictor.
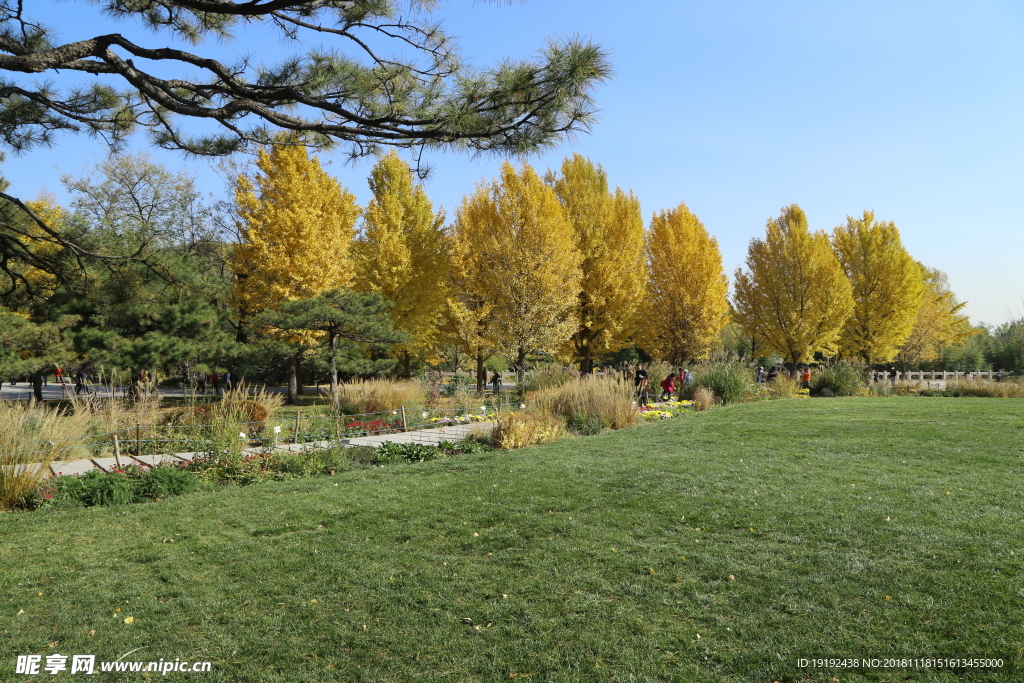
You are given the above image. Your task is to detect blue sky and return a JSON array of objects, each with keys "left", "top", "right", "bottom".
[{"left": 6, "top": 0, "right": 1023, "bottom": 325}]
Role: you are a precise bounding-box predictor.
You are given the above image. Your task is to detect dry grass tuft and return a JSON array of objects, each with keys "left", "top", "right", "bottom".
[
  {"left": 534, "top": 376, "right": 638, "bottom": 430},
  {"left": 945, "top": 380, "right": 1024, "bottom": 398},
  {"left": 692, "top": 387, "right": 716, "bottom": 411},
  {"left": 337, "top": 380, "right": 425, "bottom": 414},
  {"left": 0, "top": 400, "right": 93, "bottom": 510},
  {"left": 491, "top": 411, "right": 565, "bottom": 449}
]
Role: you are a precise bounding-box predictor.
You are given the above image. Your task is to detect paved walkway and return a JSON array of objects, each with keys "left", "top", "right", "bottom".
[{"left": 40, "top": 422, "right": 494, "bottom": 479}]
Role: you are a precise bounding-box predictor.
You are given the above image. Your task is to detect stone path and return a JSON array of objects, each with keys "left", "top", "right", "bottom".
[{"left": 40, "top": 422, "right": 494, "bottom": 479}]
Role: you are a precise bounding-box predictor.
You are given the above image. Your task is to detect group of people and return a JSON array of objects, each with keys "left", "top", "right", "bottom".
[
  {"left": 628, "top": 364, "right": 694, "bottom": 406},
  {"left": 193, "top": 370, "right": 232, "bottom": 395},
  {"left": 755, "top": 366, "right": 813, "bottom": 388}
]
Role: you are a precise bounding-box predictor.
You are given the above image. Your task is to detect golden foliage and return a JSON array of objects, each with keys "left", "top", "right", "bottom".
[
  {"left": 548, "top": 154, "right": 645, "bottom": 371},
  {"left": 732, "top": 204, "right": 854, "bottom": 368},
  {"left": 449, "top": 162, "right": 581, "bottom": 376},
  {"left": 231, "top": 145, "right": 360, "bottom": 318},
  {"left": 644, "top": 203, "right": 729, "bottom": 363},
  {"left": 832, "top": 211, "right": 925, "bottom": 363},
  {"left": 352, "top": 152, "right": 448, "bottom": 361},
  {"left": 897, "top": 266, "right": 972, "bottom": 367}
]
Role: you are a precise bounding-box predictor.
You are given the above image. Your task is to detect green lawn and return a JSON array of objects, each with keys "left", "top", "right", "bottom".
[{"left": 2, "top": 398, "right": 1022, "bottom": 682}]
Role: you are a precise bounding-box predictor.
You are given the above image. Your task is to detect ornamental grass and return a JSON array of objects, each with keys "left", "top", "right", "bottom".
[
  {"left": 0, "top": 400, "right": 93, "bottom": 510},
  {"left": 532, "top": 376, "right": 638, "bottom": 431},
  {"left": 336, "top": 379, "right": 425, "bottom": 414},
  {"left": 491, "top": 411, "right": 564, "bottom": 449}
]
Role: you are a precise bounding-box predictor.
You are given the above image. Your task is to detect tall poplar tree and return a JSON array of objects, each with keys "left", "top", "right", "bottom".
[
  {"left": 548, "top": 154, "right": 645, "bottom": 373},
  {"left": 450, "top": 162, "right": 581, "bottom": 383},
  {"left": 231, "top": 145, "right": 360, "bottom": 402},
  {"left": 831, "top": 211, "right": 925, "bottom": 364},
  {"left": 732, "top": 205, "right": 854, "bottom": 372},
  {"left": 644, "top": 203, "right": 730, "bottom": 363},
  {"left": 351, "top": 152, "right": 448, "bottom": 377}
]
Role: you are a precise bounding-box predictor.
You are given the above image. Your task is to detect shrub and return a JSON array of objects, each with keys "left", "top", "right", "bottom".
[
  {"left": 535, "top": 377, "right": 637, "bottom": 431},
  {"left": 810, "top": 362, "right": 865, "bottom": 397},
  {"left": 944, "top": 381, "right": 1024, "bottom": 398},
  {"left": 80, "top": 470, "right": 136, "bottom": 506},
  {"left": 492, "top": 412, "right": 564, "bottom": 449},
  {"left": 135, "top": 465, "right": 198, "bottom": 500},
  {"left": 694, "top": 362, "right": 748, "bottom": 405},
  {"left": 374, "top": 442, "right": 444, "bottom": 464}
]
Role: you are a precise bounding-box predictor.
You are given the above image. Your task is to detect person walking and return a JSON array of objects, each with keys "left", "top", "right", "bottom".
[
  {"left": 223, "top": 370, "right": 232, "bottom": 392},
  {"left": 756, "top": 366, "right": 765, "bottom": 383},
  {"left": 801, "top": 366, "right": 811, "bottom": 390},
  {"left": 196, "top": 370, "right": 207, "bottom": 394},
  {"left": 491, "top": 371, "right": 502, "bottom": 395},
  {"left": 634, "top": 364, "right": 650, "bottom": 407},
  {"left": 659, "top": 373, "right": 677, "bottom": 402},
  {"left": 211, "top": 371, "right": 220, "bottom": 395},
  {"left": 766, "top": 366, "right": 778, "bottom": 383}
]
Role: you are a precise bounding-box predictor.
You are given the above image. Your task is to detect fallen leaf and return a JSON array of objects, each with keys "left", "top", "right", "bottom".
[{"left": 123, "top": 616, "right": 134, "bottom": 624}]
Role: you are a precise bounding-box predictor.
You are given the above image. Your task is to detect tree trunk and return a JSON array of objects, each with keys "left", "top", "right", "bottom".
[
  {"left": 287, "top": 355, "right": 299, "bottom": 405},
  {"left": 403, "top": 350, "right": 411, "bottom": 379},
  {"left": 517, "top": 346, "right": 527, "bottom": 385},
  {"left": 329, "top": 333, "right": 340, "bottom": 407},
  {"left": 32, "top": 372, "right": 43, "bottom": 402},
  {"left": 476, "top": 348, "right": 485, "bottom": 394}
]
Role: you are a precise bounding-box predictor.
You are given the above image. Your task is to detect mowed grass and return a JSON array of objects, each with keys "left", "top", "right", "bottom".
[{"left": 2, "top": 398, "right": 1023, "bottom": 682}]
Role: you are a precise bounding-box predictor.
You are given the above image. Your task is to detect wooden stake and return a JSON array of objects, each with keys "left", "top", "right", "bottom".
[
  {"left": 135, "top": 424, "right": 142, "bottom": 459},
  {"left": 294, "top": 411, "right": 301, "bottom": 444},
  {"left": 400, "top": 405, "right": 408, "bottom": 432},
  {"left": 113, "top": 435, "right": 122, "bottom": 470}
]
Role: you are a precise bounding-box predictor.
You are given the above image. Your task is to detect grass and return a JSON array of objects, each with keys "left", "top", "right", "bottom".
[{"left": 2, "top": 398, "right": 1023, "bottom": 681}]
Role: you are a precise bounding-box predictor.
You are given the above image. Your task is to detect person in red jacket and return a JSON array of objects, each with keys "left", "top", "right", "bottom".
[
  {"left": 659, "top": 373, "right": 677, "bottom": 402},
  {"left": 801, "top": 366, "right": 812, "bottom": 389}
]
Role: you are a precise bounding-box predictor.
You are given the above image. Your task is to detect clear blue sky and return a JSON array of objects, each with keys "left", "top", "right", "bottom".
[{"left": 6, "top": 0, "right": 1023, "bottom": 325}]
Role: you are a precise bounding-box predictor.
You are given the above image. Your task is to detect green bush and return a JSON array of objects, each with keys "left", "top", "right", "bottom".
[
  {"left": 810, "top": 362, "right": 865, "bottom": 397},
  {"left": 375, "top": 442, "right": 444, "bottom": 464},
  {"left": 695, "top": 362, "right": 749, "bottom": 405},
  {"left": 565, "top": 412, "right": 605, "bottom": 436},
  {"left": 80, "top": 470, "right": 136, "bottom": 506},
  {"left": 135, "top": 466, "right": 198, "bottom": 500}
]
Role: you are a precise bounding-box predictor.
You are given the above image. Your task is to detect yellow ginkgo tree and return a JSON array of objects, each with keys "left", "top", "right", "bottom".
[
  {"left": 450, "top": 162, "right": 581, "bottom": 384},
  {"left": 732, "top": 204, "right": 854, "bottom": 372},
  {"left": 644, "top": 202, "right": 730, "bottom": 363},
  {"left": 231, "top": 144, "right": 361, "bottom": 402},
  {"left": 351, "top": 151, "right": 448, "bottom": 377},
  {"left": 831, "top": 211, "right": 925, "bottom": 364},
  {"left": 548, "top": 154, "right": 645, "bottom": 373}
]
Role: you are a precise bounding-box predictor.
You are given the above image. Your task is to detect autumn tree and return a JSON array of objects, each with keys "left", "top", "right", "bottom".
[
  {"left": 732, "top": 204, "right": 854, "bottom": 371},
  {"left": 450, "top": 162, "right": 581, "bottom": 384},
  {"left": 896, "top": 266, "right": 972, "bottom": 372},
  {"left": 231, "top": 145, "right": 360, "bottom": 402},
  {"left": 547, "top": 154, "right": 645, "bottom": 373},
  {"left": 643, "top": 203, "right": 729, "bottom": 363},
  {"left": 831, "top": 211, "right": 925, "bottom": 364},
  {"left": 351, "top": 152, "right": 448, "bottom": 377}
]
